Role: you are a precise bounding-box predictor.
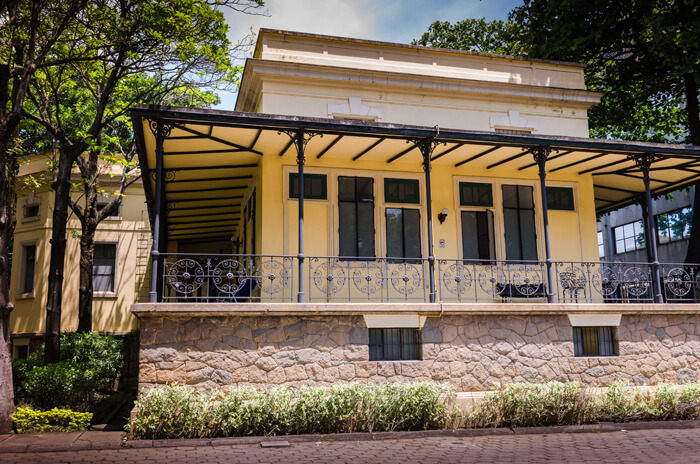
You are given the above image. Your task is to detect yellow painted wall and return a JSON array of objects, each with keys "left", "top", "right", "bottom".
[{"left": 10, "top": 162, "right": 149, "bottom": 336}]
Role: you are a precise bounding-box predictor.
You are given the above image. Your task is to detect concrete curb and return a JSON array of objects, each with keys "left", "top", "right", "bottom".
[{"left": 3, "top": 420, "right": 700, "bottom": 453}]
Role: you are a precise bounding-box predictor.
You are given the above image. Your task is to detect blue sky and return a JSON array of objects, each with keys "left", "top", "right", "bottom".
[{"left": 217, "top": 0, "right": 521, "bottom": 109}]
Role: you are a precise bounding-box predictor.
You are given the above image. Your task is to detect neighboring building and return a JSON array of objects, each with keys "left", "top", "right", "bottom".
[
  {"left": 9, "top": 153, "right": 149, "bottom": 357},
  {"left": 13, "top": 30, "right": 700, "bottom": 392},
  {"left": 597, "top": 187, "right": 693, "bottom": 264}
]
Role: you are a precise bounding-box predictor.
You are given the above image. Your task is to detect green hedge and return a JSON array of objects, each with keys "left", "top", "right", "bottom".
[
  {"left": 12, "top": 407, "right": 93, "bottom": 433},
  {"left": 130, "top": 382, "right": 457, "bottom": 439},
  {"left": 12, "top": 331, "right": 124, "bottom": 411},
  {"left": 465, "top": 381, "right": 700, "bottom": 428}
]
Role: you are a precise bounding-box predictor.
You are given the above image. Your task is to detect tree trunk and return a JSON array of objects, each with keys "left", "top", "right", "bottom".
[
  {"left": 44, "top": 150, "right": 76, "bottom": 363},
  {"left": 0, "top": 134, "right": 15, "bottom": 433},
  {"left": 77, "top": 155, "right": 98, "bottom": 333},
  {"left": 683, "top": 73, "right": 700, "bottom": 263}
]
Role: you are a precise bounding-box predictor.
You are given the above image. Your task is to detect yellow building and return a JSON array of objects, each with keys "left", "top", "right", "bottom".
[
  {"left": 13, "top": 30, "right": 700, "bottom": 390},
  {"left": 9, "top": 154, "right": 148, "bottom": 356}
]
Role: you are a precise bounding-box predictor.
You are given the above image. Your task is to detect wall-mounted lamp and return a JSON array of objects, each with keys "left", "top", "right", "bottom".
[
  {"left": 230, "top": 233, "right": 241, "bottom": 249},
  {"left": 437, "top": 208, "right": 449, "bottom": 224}
]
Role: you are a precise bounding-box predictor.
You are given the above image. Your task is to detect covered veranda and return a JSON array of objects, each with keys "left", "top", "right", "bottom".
[{"left": 132, "top": 105, "right": 700, "bottom": 305}]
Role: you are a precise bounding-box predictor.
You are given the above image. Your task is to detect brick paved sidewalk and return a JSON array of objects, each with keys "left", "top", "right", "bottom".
[{"left": 2, "top": 428, "right": 700, "bottom": 464}]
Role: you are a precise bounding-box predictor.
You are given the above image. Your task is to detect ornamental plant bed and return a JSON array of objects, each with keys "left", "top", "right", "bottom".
[{"left": 129, "top": 381, "right": 700, "bottom": 440}]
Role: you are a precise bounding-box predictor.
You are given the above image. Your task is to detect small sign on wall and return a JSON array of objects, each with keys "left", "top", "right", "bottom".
[{"left": 438, "top": 239, "right": 446, "bottom": 248}]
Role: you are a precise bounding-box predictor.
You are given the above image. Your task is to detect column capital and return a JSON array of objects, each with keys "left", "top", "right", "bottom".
[
  {"left": 278, "top": 129, "right": 323, "bottom": 164},
  {"left": 628, "top": 153, "right": 659, "bottom": 169},
  {"left": 531, "top": 145, "right": 554, "bottom": 166}
]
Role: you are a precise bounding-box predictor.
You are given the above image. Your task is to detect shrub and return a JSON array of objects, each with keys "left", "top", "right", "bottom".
[
  {"left": 13, "top": 331, "right": 125, "bottom": 411},
  {"left": 12, "top": 407, "right": 92, "bottom": 433},
  {"left": 465, "top": 381, "right": 700, "bottom": 428},
  {"left": 130, "top": 382, "right": 457, "bottom": 439},
  {"left": 465, "top": 382, "right": 597, "bottom": 428}
]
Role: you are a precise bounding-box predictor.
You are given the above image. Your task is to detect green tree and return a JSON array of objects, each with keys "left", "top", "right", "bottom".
[
  {"left": 415, "top": 0, "right": 700, "bottom": 260},
  {"left": 21, "top": 0, "right": 263, "bottom": 363},
  {"left": 0, "top": 0, "right": 90, "bottom": 434}
]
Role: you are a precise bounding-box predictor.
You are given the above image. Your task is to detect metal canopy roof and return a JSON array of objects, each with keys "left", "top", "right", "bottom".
[{"left": 132, "top": 104, "right": 700, "bottom": 241}]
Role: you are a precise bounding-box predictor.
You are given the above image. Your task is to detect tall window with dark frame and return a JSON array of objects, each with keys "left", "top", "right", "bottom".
[
  {"left": 93, "top": 244, "right": 117, "bottom": 293},
  {"left": 502, "top": 185, "right": 537, "bottom": 261},
  {"left": 573, "top": 326, "right": 616, "bottom": 357},
  {"left": 384, "top": 178, "right": 421, "bottom": 260},
  {"left": 338, "top": 176, "right": 375, "bottom": 257},
  {"left": 369, "top": 328, "right": 420, "bottom": 361},
  {"left": 22, "top": 244, "right": 36, "bottom": 294},
  {"left": 386, "top": 208, "right": 421, "bottom": 260},
  {"left": 461, "top": 210, "right": 495, "bottom": 261}
]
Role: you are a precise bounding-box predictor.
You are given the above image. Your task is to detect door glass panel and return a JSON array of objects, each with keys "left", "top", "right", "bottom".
[
  {"left": 385, "top": 208, "right": 404, "bottom": 258},
  {"left": 403, "top": 209, "right": 421, "bottom": 259}
]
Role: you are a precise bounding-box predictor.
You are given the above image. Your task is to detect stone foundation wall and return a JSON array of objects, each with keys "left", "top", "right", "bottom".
[{"left": 137, "top": 313, "right": 700, "bottom": 392}]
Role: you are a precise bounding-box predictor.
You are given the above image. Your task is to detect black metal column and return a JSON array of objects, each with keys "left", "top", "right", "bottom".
[
  {"left": 149, "top": 121, "right": 165, "bottom": 303},
  {"left": 636, "top": 154, "right": 664, "bottom": 303},
  {"left": 533, "top": 146, "right": 555, "bottom": 303},
  {"left": 419, "top": 139, "right": 437, "bottom": 303},
  {"left": 295, "top": 130, "right": 306, "bottom": 303},
  {"left": 639, "top": 194, "right": 653, "bottom": 263}
]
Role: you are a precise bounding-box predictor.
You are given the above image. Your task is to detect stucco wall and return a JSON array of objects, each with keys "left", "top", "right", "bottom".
[{"left": 137, "top": 313, "right": 700, "bottom": 392}]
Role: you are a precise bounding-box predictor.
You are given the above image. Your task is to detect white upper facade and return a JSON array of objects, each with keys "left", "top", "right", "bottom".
[{"left": 236, "top": 29, "right": 603, "bottom": 138}]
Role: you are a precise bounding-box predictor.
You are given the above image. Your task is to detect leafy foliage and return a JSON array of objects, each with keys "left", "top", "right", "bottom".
[
  {"left": 465, "top": 381, "right": 700, "bottom": 428},
  {"left": 12, "top": 332, "right": 124, "bottom": 410},
  {"left": 12, "top": 407, "right": 92, "bottom": 433},
  {"left": 413, "top": 18, "right": 526, "bottom": 56},
  {"left": 129, "top": 382, "right": 457, "bottom": 439}
]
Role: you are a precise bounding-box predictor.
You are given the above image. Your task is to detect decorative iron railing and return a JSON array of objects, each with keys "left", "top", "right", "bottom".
[
  {"left": 307, "top": 257, "right": 429, "bottom": 302},
  {"left": 161, "top": 254, "right": 295, "bottom": 302},
  {"left": 159, "top": 253, "right": 700, "bottom": 304}
]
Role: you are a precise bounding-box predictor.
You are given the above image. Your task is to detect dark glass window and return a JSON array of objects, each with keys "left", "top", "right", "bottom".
[
  {"left": 461, "top": 210, "right": 495, "bottom": 260},
  {"left": 24, "top": 204, "right": 39, "bottom": 218},
  {"left": 369, "top": 328, "right": 420, "bottom": 361},
  {"left": 386, "top": 208, "right": 421, "bottom": 259},
  {"left": 97, "top": 200, "right": 120, "bottom": 218},
  {"left": 613, "top": 221, "right": 645, "bottom": 254},
  {"left": 93, "top": 244, "right": 117, "bottom": 293},
  {"left": 459, "top": 182, "right": 493, "bottom": 207},
  {"left": 15, "top": 345, "right": 28, "bottom": 360},
  {"left": 339, "top": 176, "right": 374, "bottom": 257},
  {"left": 573, "top": 327, "right": 616, "bottom": 357},
  {"left": 502, "top": 185, "right": 537, "bottom": 261},
  {"left": 22, "top": 244, "right": 36, "bottom": 294},
  {"left": 546, "top": 187, "right": 575, "bottom": 211},
  {"left": 384, "top": 178, "right": 419, "bottom": 204},
  {"left": 289, "top": 173, "right": 327, "bottom": 200},
  {"left": 655, "top": 207, "right": 691, "bottom": 244}
]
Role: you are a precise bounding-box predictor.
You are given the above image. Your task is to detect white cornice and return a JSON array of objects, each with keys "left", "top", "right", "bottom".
[{"left": 236, "top": 59, "right": 603, "bottom": 113}]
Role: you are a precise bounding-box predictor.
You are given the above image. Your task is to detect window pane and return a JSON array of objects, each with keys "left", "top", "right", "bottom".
[
  {"left": 356, "top": 177, "right": 374, "bottom": 201},
  {"left": 461, "top": 211, "right": 479, "bottom": 260},
  {"left": 461, "top": 211, "right": 494, "bottom": 260},
  {"left": 597, "top": 327, "right": 615, "bottom": 356},
  {"left": 503, "top": 209, "right": 521, "bottom": 260},
  {"left": 385, "top": 208, "right": 404, "bottom": 258},
  {"left": 23, "top": 245, "right": 36, "bottom": 294},
  {"left": 502, "top": 185, "right": 518, "bottom": 208},
  {"left": 459, "top": 182, "right": 493, "bottom": 207},
  {"left": 357, "top": 202, "right": 375, "bottom": 257},
  {"left": 93, "top": 244, "right": 116, "bottom": 292},
  {"left": 369, "top": 329, "right": 383, "bottom": 361},
  {"left": 519, "top": 209, "right": 538, "bottom": 260},
  {"left": 339, "top": 202, "right": 357, "bottom": 256},
  {"left": 369, "top": 328, "right": 420, "bottom": 361},
  {"left": 518, "top": 185, "right": 534, "bottom": 209},
  {"left": 384, "top": 178, "right": 419, "bottom": 204},
  {"left": 403, "top": 209, "right": 421, "bottom": 259},
  {"left": 338, "top": 176, "right": 355, "bottom": 201}
]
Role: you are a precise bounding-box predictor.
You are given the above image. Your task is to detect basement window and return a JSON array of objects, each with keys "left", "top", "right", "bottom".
[
  {"left": 573, "top": 327, "right": 616, "bottom": 357},
  {"left": 369, "top": 328, "right": 420, "bottom": 361}
]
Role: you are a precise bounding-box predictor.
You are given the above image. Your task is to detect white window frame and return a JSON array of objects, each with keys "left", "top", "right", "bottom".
[
  {"left": 93, "top": 241, "right": 119, "bottom": 298},
  {"left": 96, "top": 197, "right": 122, "bottom": 221},
  {"left": 16, "top": 240, "right": 38, "bottom": 299}
]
